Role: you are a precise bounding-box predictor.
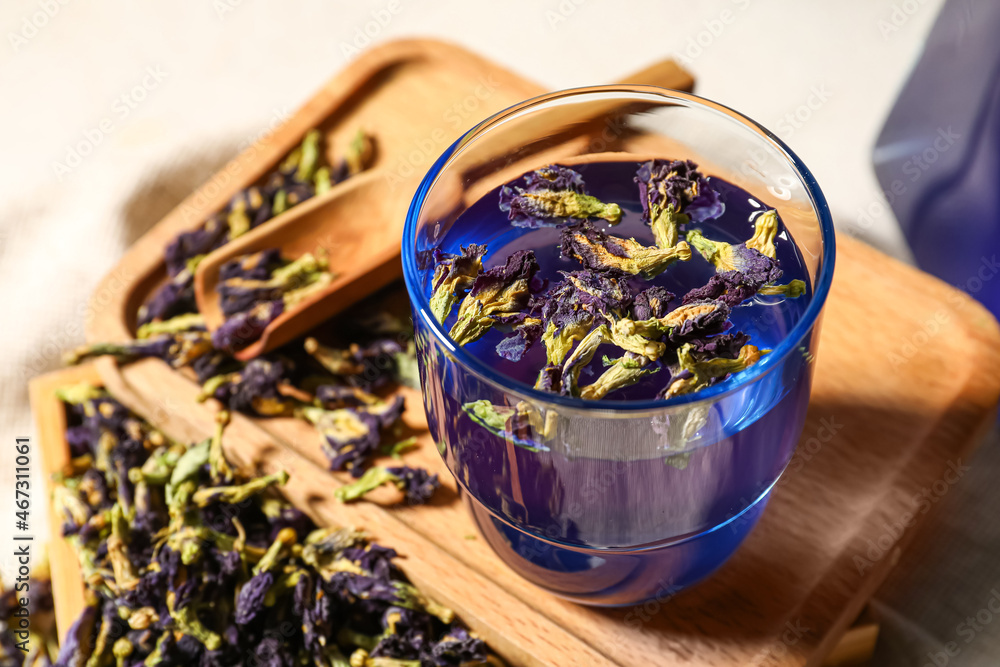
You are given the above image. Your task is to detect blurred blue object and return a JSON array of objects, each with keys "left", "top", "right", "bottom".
[{"left": 874, "top": 0, "right": 1000, "bottom": 317}]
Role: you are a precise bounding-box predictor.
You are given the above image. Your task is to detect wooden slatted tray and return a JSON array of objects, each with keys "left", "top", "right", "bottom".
[{"left": 36, "top": 37, "right": 1000, "bottom": 666}]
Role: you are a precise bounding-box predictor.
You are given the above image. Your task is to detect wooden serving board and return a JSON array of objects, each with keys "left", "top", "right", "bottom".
[
  {"left": 29, "top": 364, "right": 100, "bottom": 639},
  {"left": 48, "top": 37, "right": 998, "bottom": 666}
]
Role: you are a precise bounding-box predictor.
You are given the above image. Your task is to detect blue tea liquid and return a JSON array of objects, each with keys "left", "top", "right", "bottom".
[
  {"left": 414, "top": 160, "right": 816, "bottom": 605},
  {"left": 433, "top": 161, "right": 811, "bottom": 399}
]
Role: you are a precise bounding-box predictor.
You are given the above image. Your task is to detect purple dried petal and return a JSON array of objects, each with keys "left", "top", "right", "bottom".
[
  {"left": 687, "top": 331, "right": 751, "bottom": 360},
  {"left": 523, "top": 164, "right": 587, "bottom": 193},
  {"left": 499, "top": 165, "right": 620, "bottom": 228},
  {"left": 682, "top": 273, "right": 761, "bottom": 308},
  {"left": 164, "top": 218, "right": 228, "bottom": 277},
  {"left": 235, "top": 571, "right": 273, "bottom": 625},
  {"left": 632, "top": 286, "right": 675, "bottom": 320},
  {"left": 385, "top": 466, "right": 440, "bottom": 505},
  {"left": 211, "top": 300, "right": 284, "bottom": 351},
  {"left": 138, "top": 274, "right": 196, "bottom": 325}
]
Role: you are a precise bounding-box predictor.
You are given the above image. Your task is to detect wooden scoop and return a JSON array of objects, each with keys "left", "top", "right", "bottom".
[{"left": 194, "top": 60, "right": 694, "bottom": 360}]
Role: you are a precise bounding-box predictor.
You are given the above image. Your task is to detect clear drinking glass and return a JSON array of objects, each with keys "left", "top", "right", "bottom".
[{"left": 401, "top": 86, "right": 835, "bottom": 606}]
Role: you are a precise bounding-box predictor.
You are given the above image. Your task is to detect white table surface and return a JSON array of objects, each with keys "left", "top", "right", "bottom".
[{"left": 3, "top": 1, "right": 998, "bottom": 665}]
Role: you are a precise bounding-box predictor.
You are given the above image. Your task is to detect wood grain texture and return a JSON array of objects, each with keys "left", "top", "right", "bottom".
[
  {"left": 28, "top": 363, "right": 100, "bottom": 638},
  {"left": 47, "top": 36, "right": 999, "bottom": 666},
  {"left": 78, "top": 232, "right": 1000, "bottom": 667},
  {"left": 85, "top": 38, "right": 692, "bottom": 358}
]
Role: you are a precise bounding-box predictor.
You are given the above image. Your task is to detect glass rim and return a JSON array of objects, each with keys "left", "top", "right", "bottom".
[{"left": 402, "top": 84, "right": 836, "bottom": 414}]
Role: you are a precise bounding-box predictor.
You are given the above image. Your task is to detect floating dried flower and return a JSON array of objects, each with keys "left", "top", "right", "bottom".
[
  {"left": 449, "top": 250, "right": 540, "bottom": 346},
  {"left": 561, "top": 222, "right": 691, "bottom": 279},
  {"left": 499, "top": 164, "right": 622, "bottom": 228}
]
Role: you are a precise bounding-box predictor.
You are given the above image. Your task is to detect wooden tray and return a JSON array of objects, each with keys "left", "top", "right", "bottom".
[{"left": 54, "top": 38, "right": 1000, "bottom": 666}]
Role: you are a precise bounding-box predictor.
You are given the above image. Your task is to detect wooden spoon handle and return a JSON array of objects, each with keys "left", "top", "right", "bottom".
[{"left": 194, "top": 58, "right": 695, "bottom": 360}]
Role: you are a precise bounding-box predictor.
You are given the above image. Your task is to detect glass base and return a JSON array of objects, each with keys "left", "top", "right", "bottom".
[{"left": 466, "top": 488, "right": 772, "bottom": 607}]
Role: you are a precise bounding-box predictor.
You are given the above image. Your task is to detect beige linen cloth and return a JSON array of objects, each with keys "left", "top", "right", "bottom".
[{"left": 2, "top": 1, "right": 997, "bottom": 665}]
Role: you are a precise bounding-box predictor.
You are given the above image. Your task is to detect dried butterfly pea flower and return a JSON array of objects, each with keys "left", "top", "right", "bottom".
[
  {"left": 54, "top": 384, "right": 493, "bottom": 667},
  {"left": 226, "top": 187, "right": 265, "bottom": 240},
  {"left": 631, "top": 286, "right": 675, "bottom": 320},
  {"left": 685, "top": 229, "right": 781, "bottom": 285},
  {"left": 449, "top": 250, "right": 541, "bottom": 346},
  {"left": 495, "top": 319, "right": 543, "bottom": 363},
  {"left": 137, "top": 256, "right": 205, "bottom": 326},
  {"left": 62, "top": 332, "right": 213, "bottom": 369},
  {"left": 525, "top": 164, "right": 587, "bottom": 192},
  {"left": 500, "top": 164, "right": 621, "bottom": 228},
  {"left": 428, "top": 243, "right": 487, "bottom": 323},
  {"left": 335, "top": 129, "right": 376, "bottom": 182},
  {"left": 758, "top": 279, "right": 807, "bottom": 297},
  {"left": 559, "top": 324, "right": 611, "bottom": 397},
  {"left": 211, "top": 300, "right": 284, "bottom": 352},
  {"left": 334, "top": 465, "right": 440, "bottom": 505},
  {"left": 660, "top": 342, "right": 762, "bottom": 399},
  {"left": 605, "top": 318, "right": 667, "bottom": 361},
  {"left": 534, "top": 365, "right": 561, "bottom": 393},
  {"left": 579, "top": 352, "right": 657, "bottom": 400},
  {"left": 207, "top": 411, "right": 234, "bottom": 484},
  {"left": 561, "top": 222, "right": 691, "bottom": 279},
  {"left": 550, "top": 312, "right": 671, "bottom": 398},
  {"left": 234, "top": 528, "right": 296, "bottom": 625},
  {"left": 299, "top": 406, "right": 383, "bottom": 476},
  {"left": 683, "top": 221, "right": 801, "bottom": 305},
  {"left": 461, "top": 400, "right": 552, "bottom": 451},
  {"left": 680, "top": 273, "right": 756, "bottom": 309},
  {"left": 295, "top": 130, "right": 323, "bottom": 183},
  {"left": 747, "top": 209, "right": 779, "bottom": 258},
  {"left": 685, "top": 331, "right": 751, "bottom": 360},
  {"left": 635, "top": 159, "right": 724, "bottom": 229},
  {"left": 190, "top": 351, "right": 237, "bottom": 384},
  {"left": 305, "top": 336, "right": 366, "bottom": 375},
  {"left": 218, "top": 248, "right": 282, "bottom": 281},
  {"left": 106, "top": 505, "right": 140, "bottom": 593},
  {"left": 166, "top": 591, "right": 222, "bottom": 651},
  {"left": 356, "top": 394, "right": 406, "bottom": 430},
  {"left": 218, "top": 251, "right": 332, "bottom": 317},
  {"left": 198, "top": 357, "right": 297, "bottom": 417},
  {"left": 371, "top": 608, "right": 434, "bottom": 661},
  {"left": 422, "top": 626, "right": 489, "bottom": 667},
  {"left": 52, "top": 602, "right": 98, "bottom": 667},
  {"left": 135, "top": 313, "right": 206, "bottom": 340},
  {"left": 532, "top": 270, "right": 634, "bottom": 379},
  {"left": 191, "top": 470, "right": 289, "bottom": 507},
  {"left": 164, "top": 217, "right": 228, "bottom": 278},
  {"left": 620, "top": 300, "right": 732, "bottom": 346},
  {"left": 305, "top": 337, "right": 408, "bottom": 391},
  {"left": 315, "top": 384, "right": 381, "bottom": 409}
]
